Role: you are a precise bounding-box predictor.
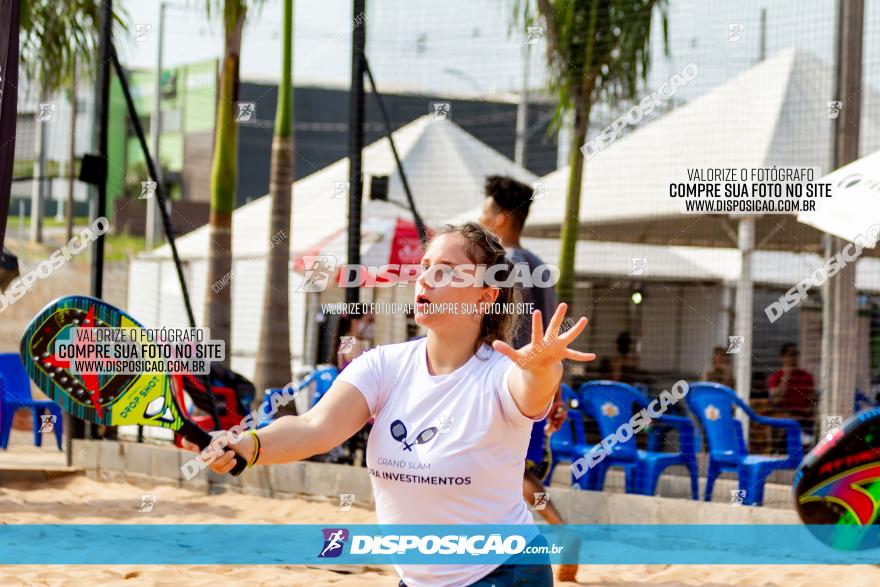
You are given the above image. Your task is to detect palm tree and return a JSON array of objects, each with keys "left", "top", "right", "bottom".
[
  {"left": 19, "top": 1, "right": 104, "bottom": 243},
  {"left": 252, "top": 0, "right": 293, "bottom": 396},
  {"left": 515, "top": 0, "right": 668, "bottom": 304},
  {"left": 203, "top": 0, "right": 256, "bottom": 364}
]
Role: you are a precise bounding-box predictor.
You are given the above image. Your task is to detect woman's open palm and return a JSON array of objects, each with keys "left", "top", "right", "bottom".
[{"left": 492, "top": 303, "right": 596, "bottom": 370}]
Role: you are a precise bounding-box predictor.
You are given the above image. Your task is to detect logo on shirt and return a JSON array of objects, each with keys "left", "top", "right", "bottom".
[
  {"left": 437, "top": 415, "right": 455, "bottom": 433},
  {"left": 390, "top": 419, "right": 439, "bottom": 451},
  {"left": 318, "top": 528, "right": 349, "bottom": 558}
]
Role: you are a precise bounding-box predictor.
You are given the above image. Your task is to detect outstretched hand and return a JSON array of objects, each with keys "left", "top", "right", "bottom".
[{"left": 492, "top": 303, "right": 596, "bottom": 371}]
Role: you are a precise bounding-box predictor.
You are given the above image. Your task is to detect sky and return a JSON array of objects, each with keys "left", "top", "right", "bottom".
[
  {"left": 117, "top": 0, "right": 537, "bottom": 92},
  {"left": 110, "top": 0, "right": 880, "bottom": 169},
  {"left": 115, "top": 0, "right": 852, "bottom": 100}
]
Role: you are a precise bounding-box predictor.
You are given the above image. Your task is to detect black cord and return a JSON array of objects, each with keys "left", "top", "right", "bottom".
[{"left": 363, "top": 56, "right": 428, "bottom": 246}]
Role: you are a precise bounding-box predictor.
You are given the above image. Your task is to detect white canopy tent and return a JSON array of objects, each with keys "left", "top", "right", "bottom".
[
  {"left": 521, "top": 238, "right": 880, "bottom": 291},
  {"left": 798, "top": 150, "right": 880, "bottom": 245}
]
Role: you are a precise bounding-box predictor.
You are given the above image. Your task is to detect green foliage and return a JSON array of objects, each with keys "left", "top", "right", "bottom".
[
  {"left": 19, "top": 1, "right": 127, "bottom": 95},
  {"left": 12, "top": 158, "right": 71, "bottom": 178},
  {"left": 13, "top": 159, "right": 34, "bottom": 178},
  {"left": 104, "top": 232, "right": 146, "bottom": 261},
  {"left": 123, "top": 161, "right": 175, "bottom": 201},
  {"left": 201, "top": 0, "right": 265, "bottom": 36},
  {"left": 514, "top": 0, "right": 669, "bottom": 127}
]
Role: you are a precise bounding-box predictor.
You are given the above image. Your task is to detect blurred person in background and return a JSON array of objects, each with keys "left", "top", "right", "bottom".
[
  {"left": 768, "top": 343, "right": 817, "bottom": 443},
  {"left": 330, "top": 312, "right": 374, "bottom": 464},
  {"left": 478, "top": 175, "right": 578, "bottom": 583},
  {"left": 701, "top": 346, "right": 734, "bottom": 388},
  {"left": 332, "top": 312, "right": 373, "bottom": 371},
  {"left": 611, "top": 331, "right": 639, "bottom": 384}
]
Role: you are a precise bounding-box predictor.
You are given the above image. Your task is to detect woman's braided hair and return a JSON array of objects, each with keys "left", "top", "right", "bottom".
[{"left": 430, "top": 222, "right": 518, "bottom": 355}]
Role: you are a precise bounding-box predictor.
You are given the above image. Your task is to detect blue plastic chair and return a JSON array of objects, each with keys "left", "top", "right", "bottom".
[
  {"left": 685, "top": 382, "right": 803, "bottom": 506},
  {"left": 854, "top": 389, "right": 877, "bottom": 413},
  {"left": 258, "top": 366, "right": 339, "bottom": 427},
  {"left": 578, "top": 381, "right": 699, "bottom": 499},
  {"left": 307, "top": 366, "right": 341, "bottom": 408},
  {"left": 560, "top": 383, "right": 581, "bottom": 408},
  {"left": 547, "top": 387, "right": 598, "bottom": 488},
  {"left": 0, "top": 353, "right": 63, "bottom": 450}
]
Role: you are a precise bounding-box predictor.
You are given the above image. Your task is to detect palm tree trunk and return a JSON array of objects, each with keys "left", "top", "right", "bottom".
[
  {"left": 253, "top": 0, "right": 294, "bottom": 397},
  {"left": 204, "top": 5, "right": 245, "bottom": 365},
  {"left": 555, "top": 0, "right": 598, "bottom": 306},
  {"left": 66, "top": 57, "right": 77, "bottom": 242},
  {"left": 556, "top": 94, "right": 592, "bottom": 305},
  {"left": 253, "top": 135, "right": 294, "bottom": 394}
]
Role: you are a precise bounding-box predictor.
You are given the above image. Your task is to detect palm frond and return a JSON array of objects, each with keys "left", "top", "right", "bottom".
[
  {"left": 512, "top": 0, "right": 669, "bottom": 114},
  {"left": 19, "top": 0, "right": 127, "bottom": 94}
]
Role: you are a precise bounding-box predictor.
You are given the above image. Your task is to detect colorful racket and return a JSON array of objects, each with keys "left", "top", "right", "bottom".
[
  {"left": 20, "top": 295, "right": 246, "bottom": 476},
  {"left": 793, "top": 408, "right": 880, "bottom": 549}
]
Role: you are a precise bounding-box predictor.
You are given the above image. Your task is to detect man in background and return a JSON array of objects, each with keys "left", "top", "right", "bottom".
[
  {"left": 701, "top": 346, "right": 734, "bottom": 388},
  {"left": 768, "top": 343, "right": 817, "bottom": 442},
  {"left": 478, "top": 175, "right": 577, "bottom": 582}
]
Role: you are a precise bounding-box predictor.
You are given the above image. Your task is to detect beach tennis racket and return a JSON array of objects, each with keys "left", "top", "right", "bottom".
[
  {"left": 390, "top": 419, "right": 438, "bottom": 451},
  {"left": 19, "top": 295, "right": 247, "bottom": 476},
  {"left": 403, "top": 427, "right": 438, "bottom": 451},
  {"left": 390, "top": 419, "right": 408, "bottom": 447},
  {"left": 793, "top": 408, "right": 880, "bottom": 549}
]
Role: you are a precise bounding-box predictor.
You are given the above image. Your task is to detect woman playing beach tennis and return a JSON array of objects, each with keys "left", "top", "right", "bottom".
[{"left": 187, "top": 222, "right": 595, "bottom": 587}]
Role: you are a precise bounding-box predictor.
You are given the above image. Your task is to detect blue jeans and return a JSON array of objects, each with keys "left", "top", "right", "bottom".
[
  {"left": 397, "top": 563, "right": 553, "bottom": 587},
  {"left": 467, "top": 561, "right": 553, "bottom": 586},
  {"left": 398, "top": 535, "right": 554, "bottom": 587}
]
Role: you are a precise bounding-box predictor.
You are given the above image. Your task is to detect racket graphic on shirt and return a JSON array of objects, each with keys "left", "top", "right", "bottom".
[{"left": 390, "top": 419, "right": 439, "bottom": 451}]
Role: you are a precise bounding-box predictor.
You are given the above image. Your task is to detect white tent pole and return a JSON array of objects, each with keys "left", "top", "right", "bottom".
[
  {"left": 515, "top": 43, "right": 530, "bottom": 166},
  {"left": 820, "top": 234, "right": 833, "bottom": 412},
  {"left": 304, "top": 291, "right": 318, "bottom": 367},
  {"left": 146, "top": 1, "right": 166, "bottom": 250},
  {"left": 734, "top": 216, "right": 755, "bottom": 431},
  {"left": 822, "top": 0, "right": 863, "bottom": 429},
  {"left": 827, "top": 247, "right": 858, "bottom": 423}
]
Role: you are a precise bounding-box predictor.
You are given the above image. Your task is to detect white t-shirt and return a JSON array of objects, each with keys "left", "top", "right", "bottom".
[{"left": 336, "top": 337, "right": 551, "bottom": 587}]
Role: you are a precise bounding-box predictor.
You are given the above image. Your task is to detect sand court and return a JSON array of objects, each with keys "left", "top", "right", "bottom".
[{"left": 1, "top": 467, "right": 879, "bottom": 586}]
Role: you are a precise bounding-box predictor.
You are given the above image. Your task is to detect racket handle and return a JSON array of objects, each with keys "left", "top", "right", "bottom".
[{"left": 180, "top": 420, "right": 248, "bottom": 477}]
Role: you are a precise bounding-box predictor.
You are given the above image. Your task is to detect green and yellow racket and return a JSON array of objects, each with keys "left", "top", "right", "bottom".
[{"left": 19, "top": 295, "right": 246, "bottom": 475}]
